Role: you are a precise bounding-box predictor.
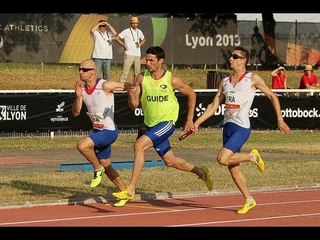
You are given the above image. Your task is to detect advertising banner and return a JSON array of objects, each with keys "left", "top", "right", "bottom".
[
  {"left": 1, "top": 91, "right": 320, "bottom": 132},
  {"left": 1, "top": 13, "right": 317, "bottom": 65}
]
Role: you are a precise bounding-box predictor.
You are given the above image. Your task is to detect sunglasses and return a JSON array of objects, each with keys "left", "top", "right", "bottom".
[
  {"left": 279, "top": 69, "right": 284, "bottom": 71},
  {"left": 231, "top": 54, "right": 245, "bottom": 59},
  {"left": 78, "top": 67, "right": 94, "bottom": 72}
]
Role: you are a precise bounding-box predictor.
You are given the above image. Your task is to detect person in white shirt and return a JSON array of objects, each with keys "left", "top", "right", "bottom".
[
  {"left": 115, "top": 16, "right": 146, "bottom": 83},
  {"left": 90, "top": 19, "right": 117, "bottom": 80},
  {"left": 72, "top": 59, "right": 132, "bottom": 207},
  {"left": 192, "top": 46, "right": 291, "bottom": 214}
]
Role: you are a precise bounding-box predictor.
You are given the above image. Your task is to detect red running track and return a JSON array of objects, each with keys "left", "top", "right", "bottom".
[
  {"left": 0, "top": 188, "right": 320, "bottom": 239},
  {"left": 0, "top": 187, "right": 319, "bottom": 228},
  {"left": 1, "top": 188, "right": 318, "bottom": 238}
]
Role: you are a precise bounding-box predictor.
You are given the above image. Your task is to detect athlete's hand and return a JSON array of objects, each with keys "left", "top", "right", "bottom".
[
  {"left": 278, "top": 119, "right": 291, "bottom": 134},
  {"left": 74, "top": 81, "right": 82, "bottom": 98}
]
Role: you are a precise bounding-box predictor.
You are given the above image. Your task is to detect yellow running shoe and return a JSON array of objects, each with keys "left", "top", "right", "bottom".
[
  {"left": 113, "top": 199, "right": 129, "bottom": 207},
  {"left": 201, "top": 166, "right": 214, "bottom": 191},
  {"left": 237, "top": 199, "right": 257, "bottom": 214},
  {"left": 112, "top": 189, "right": 134, "bottom": 200},
  {"left": 250, "top": 149, "right": 265, "bottom": 172},
  {"left": 90, "top": 167, "right": 105, "bottom": 188}
]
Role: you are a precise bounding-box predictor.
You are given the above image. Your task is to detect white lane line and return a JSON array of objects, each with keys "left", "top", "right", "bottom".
[{"left": 170, "top": 212, "right": 320, "bottom": 227}]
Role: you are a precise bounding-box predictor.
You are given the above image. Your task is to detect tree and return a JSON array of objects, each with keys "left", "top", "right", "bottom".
[{"left": 262, "top": 13, "right": 279, "bottom": 66}]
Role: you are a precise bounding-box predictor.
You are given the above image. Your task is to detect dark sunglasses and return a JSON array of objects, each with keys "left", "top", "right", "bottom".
[
  {"left": 78, "top": 67, "right": 94, "bottom": 72},
  {"left": 231, "top": 54, "right": 245, "bottom": 59},
  {"left": 279, "top": 69, "right": 284, "bottom": 71}
]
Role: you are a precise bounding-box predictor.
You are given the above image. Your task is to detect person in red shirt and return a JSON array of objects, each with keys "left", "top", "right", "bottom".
[
  {"left": 271, "top": 64, "right": 287, "bottom": 89},
  {"left": 299, "top": 64, "right": 319, "bottom": 89}
]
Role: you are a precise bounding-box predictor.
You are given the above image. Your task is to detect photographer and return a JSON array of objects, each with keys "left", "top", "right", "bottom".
[{"left": 115, "top": 16, "right": 146, "bottom": 83}]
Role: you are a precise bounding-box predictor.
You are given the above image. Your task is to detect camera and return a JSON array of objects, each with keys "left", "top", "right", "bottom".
[{"left": 135, "top": 42, "right": 140, "bottom": 48}]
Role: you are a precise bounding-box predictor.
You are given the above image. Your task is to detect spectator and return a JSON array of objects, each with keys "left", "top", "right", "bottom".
[
  {"left": 90, "top": 19, "right": 117, "bottom": 80},
  {"left": 299, "top": 64, "right": 319, "bottom": 90},
  {"left": 271, "top": 64, "right": 287, "bottom": 89},
  {"left": 250, "top": 26, "right": 265, "bottom": 64},
  {"left": 115, "top": 16, "right": 146, "bottom": 83}
]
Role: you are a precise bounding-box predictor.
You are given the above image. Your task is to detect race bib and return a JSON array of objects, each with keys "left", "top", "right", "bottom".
[
  {"left": 224, "top": 90, "right": 245, "bottom": 119},
  {"left": 86, "top": 112, "right": 105, "bottom": 129}
]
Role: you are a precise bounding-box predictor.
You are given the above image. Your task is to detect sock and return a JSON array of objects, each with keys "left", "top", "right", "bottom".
[
  {"left": 250, "top": 153, "right": 255, "bottom": 162},
  {"left": 191, "top": 166, "right": 203, "bottom": 178},
  {"left": 246, "top": 196, "right": 254, "bottom": 202}
]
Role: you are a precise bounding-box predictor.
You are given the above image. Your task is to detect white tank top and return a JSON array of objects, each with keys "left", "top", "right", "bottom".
[
  {"left": 82, "top": 79, "right": 115, "bottom": 130},
  {"left": 223, "top": 71, "right": 255, "bottom": 128}
]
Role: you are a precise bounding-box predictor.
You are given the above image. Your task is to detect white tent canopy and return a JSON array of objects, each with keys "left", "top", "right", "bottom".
[{"left": 235, "top": 13, "right": 320, "bottom": 23}]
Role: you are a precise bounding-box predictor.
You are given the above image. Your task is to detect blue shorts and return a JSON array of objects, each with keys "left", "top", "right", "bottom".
[
  {"left": 89, "top": 126, "right": 118, "bottom": 160},
  {"left": 145, "top": 121, "right": 175, "bottom": 157},
  {"left": 223, "top": 122, "right": 251, "bottom": 153}
]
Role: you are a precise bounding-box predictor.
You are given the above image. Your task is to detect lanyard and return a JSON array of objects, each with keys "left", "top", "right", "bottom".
[
  {"left": 98, "top": 31, "right": 110, "bottom": 42},
  {"left": 129, "top": 27, "right": 139, "bottom": 42}
]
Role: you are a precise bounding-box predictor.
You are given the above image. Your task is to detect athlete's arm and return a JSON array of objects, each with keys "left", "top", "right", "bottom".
[
  {"left": 252, "top": 73, "right": 291, "bottom": 134},
  {"left": 127, "top": 74, "right": 143, "bottom": 109},
  {"left": 102, "top": 80, "right": 132, "bottom": 94},
  {"left": 72, "top": 81, "right": 83, "bottom": 117},
  {"left": 172, "top": 75, "right": 196, "bottom": 132},
  {"left": 193, "top": 79, "right": 225, "bottom": 132}
]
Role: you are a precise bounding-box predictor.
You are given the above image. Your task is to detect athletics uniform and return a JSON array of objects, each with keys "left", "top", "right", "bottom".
[
  {"left": 82, "top": 78, "right": 118, "bottom": 159},
  {"left": 222, "top": 71, "right": 255, "bottom": 152},
  {"left": 140, "top": 70, "right": 178, "bottom": 157}
]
